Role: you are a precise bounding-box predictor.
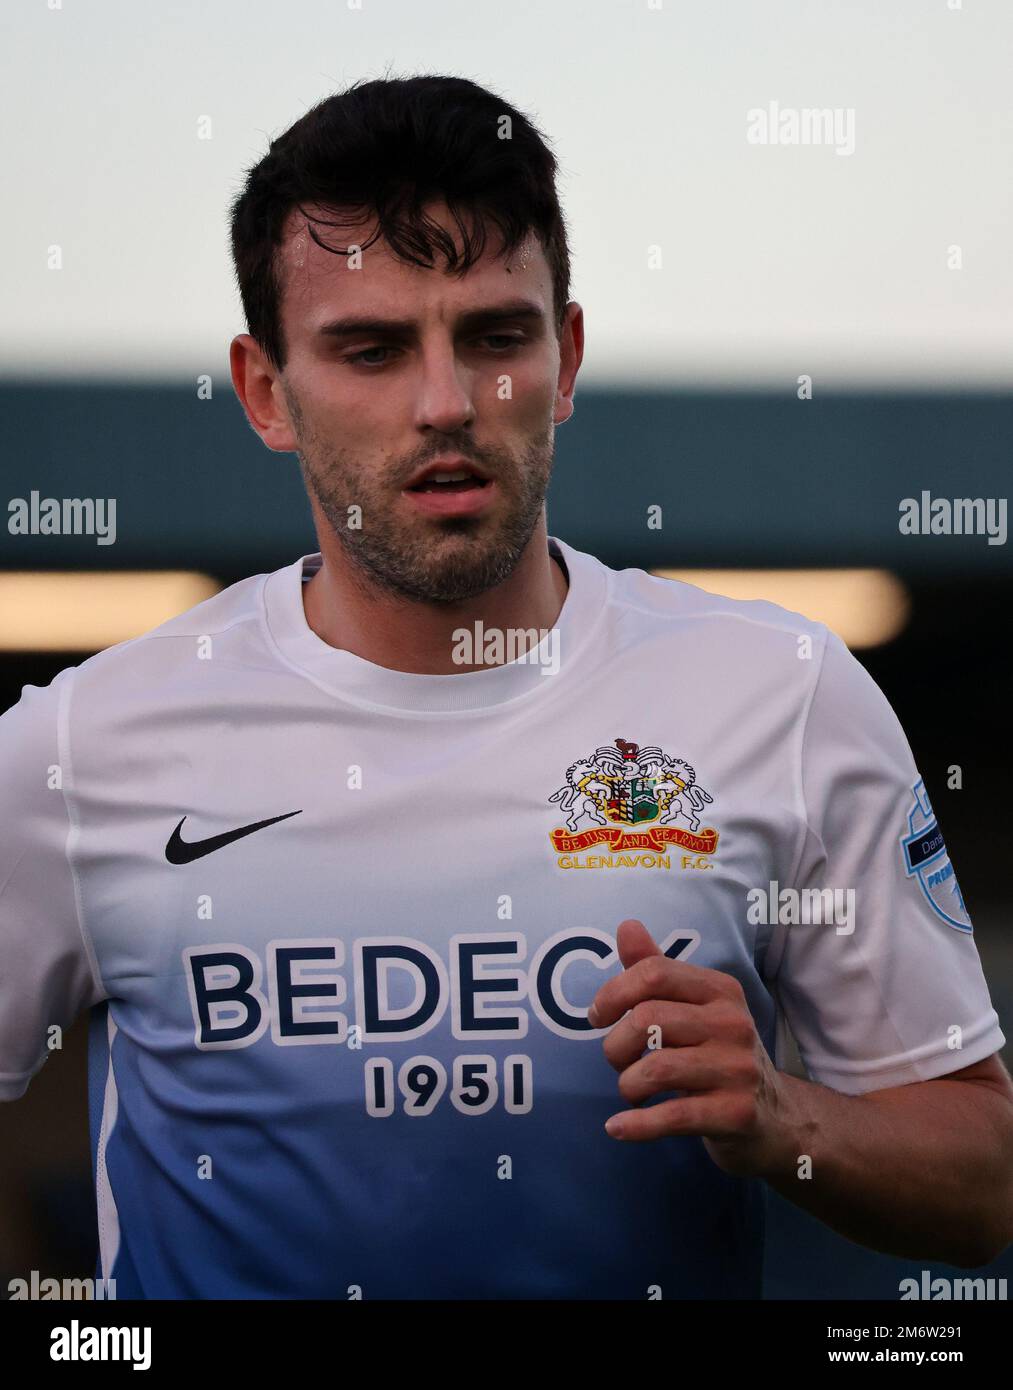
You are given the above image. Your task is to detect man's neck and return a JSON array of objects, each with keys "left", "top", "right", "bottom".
[{"left": 301, "top": 525, "right": 569, "bottom": 675}]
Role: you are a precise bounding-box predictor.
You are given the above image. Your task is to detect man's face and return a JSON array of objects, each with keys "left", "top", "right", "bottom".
[{"left": 271, "top": 201, "right": 577, "bottom": 604}]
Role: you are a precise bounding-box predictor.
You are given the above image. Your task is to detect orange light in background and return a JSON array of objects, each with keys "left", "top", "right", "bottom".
[
  {"left": 0, "top": 568, "right": 910, "bottom": 653},
  {"left": 0, "top": 572, "right": 221, "bottom": 651},
  {"left": 650, "top": 569, "right": 910, "bottom": 649}
]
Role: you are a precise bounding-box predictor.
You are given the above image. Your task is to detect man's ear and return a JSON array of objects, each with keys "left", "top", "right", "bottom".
[
  {"left": 229, "top": 334, "right": 299, "bottom": 452},
  {"left": 554, "top": 301, "right": 584, "bottom": 426}
]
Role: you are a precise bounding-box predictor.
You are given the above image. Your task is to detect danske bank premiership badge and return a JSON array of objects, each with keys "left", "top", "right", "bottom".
[
  {"left": 548, "top": 738, "right": 719, "bottom": 871},
  {"left": 900, "top": 778, "right": 971, "bottom": 932}
]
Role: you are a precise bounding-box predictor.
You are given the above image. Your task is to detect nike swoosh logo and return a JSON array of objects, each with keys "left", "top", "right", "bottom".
[{"left": 165, "top": 810, "right": 302, "bottom": 865}]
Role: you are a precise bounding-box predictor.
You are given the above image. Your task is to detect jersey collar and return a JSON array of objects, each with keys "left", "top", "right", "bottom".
[{"left": 261, "top": 535, "right": 609, "bottom": 714}]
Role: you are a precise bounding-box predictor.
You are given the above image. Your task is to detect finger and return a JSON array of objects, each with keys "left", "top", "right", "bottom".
[
  {"left": 605, "top": 1093, "right": 749, "bottom": 1143},
  {"left": 617, "top": 1044, "right": 750, "bottom": 1104},
  {"left": 589, "top": 954, "right": 736, "bottom": 1029},
  {"left": 602, "top": 1000, "right": 712, "bottom": 1072},
  {"left": 614, "top": 919, "right": 662, "bottom": 971}
]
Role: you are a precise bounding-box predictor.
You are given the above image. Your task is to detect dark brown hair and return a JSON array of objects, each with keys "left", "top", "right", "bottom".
[{"left": 229, "top": 73, "right": 572, "bottom": 371}]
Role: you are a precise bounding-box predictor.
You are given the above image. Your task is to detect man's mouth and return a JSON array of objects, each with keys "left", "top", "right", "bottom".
[
  {"left": 402, "top": 461, "right": 497, "bottom": 517},
  {"left": 405, "top": 459, "right": 491, "bottom": 493},
  {"left": 408, "top": 470, "right": 489, "bottom": 495}
]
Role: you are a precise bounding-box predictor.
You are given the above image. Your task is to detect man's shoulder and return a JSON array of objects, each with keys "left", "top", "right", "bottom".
[
  {"left": 2, "top": 566, "right": 278, "bottom": 744},
  {"left": 75, "top": 566, "right": 271, "bottom": 691},
  {"left": 598, "top": 550, "right": 829, "bottom": 647}
]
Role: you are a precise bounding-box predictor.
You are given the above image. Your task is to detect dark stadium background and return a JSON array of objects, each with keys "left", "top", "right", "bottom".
[{"left": 1, "top": 380, "right": 1010, "bottom": 1298}]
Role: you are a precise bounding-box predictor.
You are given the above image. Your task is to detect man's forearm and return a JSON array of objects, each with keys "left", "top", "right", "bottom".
[{"left": 754, "top": 1070, "right": 1013, "bottom": 1267}]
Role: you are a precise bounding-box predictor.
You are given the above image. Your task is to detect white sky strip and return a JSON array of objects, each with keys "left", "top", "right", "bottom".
[{"left": 0, "top": 0, "right": 1009, "bottom": 387}]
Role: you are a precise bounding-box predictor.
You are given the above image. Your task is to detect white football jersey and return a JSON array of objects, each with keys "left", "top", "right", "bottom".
[{"left": 0, "top": 537, "right": 1003, "bottom": 1298}]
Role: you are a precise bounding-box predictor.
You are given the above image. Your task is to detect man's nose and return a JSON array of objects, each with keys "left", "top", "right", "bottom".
[{"left": 412, "top": 344, "right": 477, "bottom": 434}]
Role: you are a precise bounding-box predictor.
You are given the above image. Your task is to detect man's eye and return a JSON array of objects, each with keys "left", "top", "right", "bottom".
[
  {"left": 480, "top": 334, "right": 524, "bottom": 351},
  {"left": 345, "top": 346, "right": 397, "bottom": 366},
  {"left": 343, "top": 336, "right": 523, "bottom": 365}
]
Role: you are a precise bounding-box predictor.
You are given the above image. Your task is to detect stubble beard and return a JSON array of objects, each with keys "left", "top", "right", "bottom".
[{"left": 294, "top": 421, "right": 556, "bottom": 605}]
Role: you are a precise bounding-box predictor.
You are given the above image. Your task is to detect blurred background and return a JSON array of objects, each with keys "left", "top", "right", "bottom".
[{"left": 1, "top": 0, "right": 1010, "bottom": 1299}]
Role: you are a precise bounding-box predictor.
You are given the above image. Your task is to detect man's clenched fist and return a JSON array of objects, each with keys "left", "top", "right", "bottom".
[{"left": 589, "top": 919, "right": 789, "bottom": 1176}]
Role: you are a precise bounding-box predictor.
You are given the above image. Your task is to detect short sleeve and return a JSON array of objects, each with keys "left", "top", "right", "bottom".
[
  {"left": 767, "top": 629, "right": 1005, "bottom": 1096},
  {"left": 0, "top": 667, "right": 106, "bottom": 1099}
]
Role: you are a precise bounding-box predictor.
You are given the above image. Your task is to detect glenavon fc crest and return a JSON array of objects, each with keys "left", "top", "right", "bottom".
[{"left": 548, "top": 738, "right": 719, "bottom": 871}]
